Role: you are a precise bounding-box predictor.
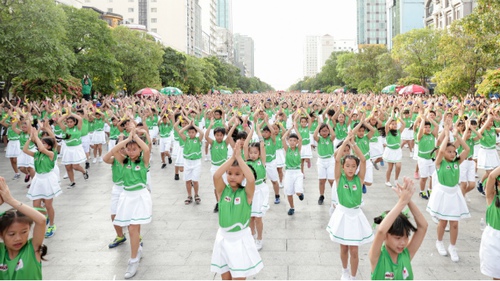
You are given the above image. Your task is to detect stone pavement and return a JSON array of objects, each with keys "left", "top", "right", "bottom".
[{"left": 0, "top": 143, "right": 490, "bottom": 280}]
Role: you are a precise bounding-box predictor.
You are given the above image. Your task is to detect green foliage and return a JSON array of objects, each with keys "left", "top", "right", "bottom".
[
  {"left": 477, "top": 69, "right": 500, "bottom": 97},
  {"left": 397, "top": 76, "right": 421, "bottom": 86},
  {"left": 11, "top": 77, "right": 82, "bottom": 99},
  {"left": 159, "top": 47, "right": 187, "bottom": 90}
]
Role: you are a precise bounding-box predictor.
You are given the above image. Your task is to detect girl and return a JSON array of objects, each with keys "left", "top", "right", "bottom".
[
  {"left": 90, "top": 110, "right": 106, "bottom": 163},
  {"left": 108, "top": 128, "right": 152, "bottom": 279},
  {"left": 210, "top": 140, "right": 263, "bottom": 280},
  {"left": 158, "top": 109, "right": 173, "bottom": 169},
  {"left": 383, "top": 111, "right": 406, "bottom": 187},
  {"left": 0, "top": 115, "right": 21, "bottom": 180},
  {"left": 369, "top": 177, "right": 428, "bottom": 280},
  {"left": 457, "top": 119, "right": 481, "bottom": 201},
  {"left": 14, "top": 119, "right": 36, "bottom": 188},
  {"left": 480, "top": 166, "right": 500, "bottom": 279},
  {"left": 273, "top": 122, "right": 286, "bottom": 194},
  {"left": 296, "top": 113, "right": 312, "bottom": 175},
  {"left": 400, "top": 109, "right": 415, "bottom": 158},
  {"left": 0, "top": 176, "right": 47, "bottom": 280},
  {"left": 426, "top": 122, "right": 470, "bottom": 262},
  {"left": 282, "top": 117, "right": 304, "bottom": 216},
  {"left": 367, "top": 115, "right": 384, "bottom": 170},
  {"left": 326, "top": 133, "right": 373, "bottom": 280},
  {"left": 477, "top": 114, "right": 500, "bottom": 194},
  {"left": 57, "top": 108, "right": 89, "bottom": 188},
  {"left": 23, "top": 126, "right": 60, "bottom": 238},
  {"left": 313, "top": 122, "right": 336, "bottom": 205}
]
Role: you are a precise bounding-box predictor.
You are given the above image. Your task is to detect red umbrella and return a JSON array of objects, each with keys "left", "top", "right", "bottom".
[
  {"left": 398, "top": 84, "right": 428, "bottom": 95},
  {"left": 134, "top": 88, "right": 160, "bottom": 97}
]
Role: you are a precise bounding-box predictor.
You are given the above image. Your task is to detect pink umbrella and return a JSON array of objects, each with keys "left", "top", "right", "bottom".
[
  {"left": 134, "top": 88, "right": 160, "bottom": 97},
  {"left": 398, "top": 84, "right": 428, "bottom": 95}
]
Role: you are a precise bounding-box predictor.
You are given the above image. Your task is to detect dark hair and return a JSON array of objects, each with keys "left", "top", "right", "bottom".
[
  {"left": 319, "top": 123, "right": 329, "bottom": 133},
  {"left": 230, "top": 160, "right": 257, "bottom": 188},
  {"left": 0, "top": 209, "right": 48, "bottom": 260},
  {"left": 41, "top": 137, "right": 55, "bottom": 151},
  {"left": 403, "top": 110, "right": 410, "bottom": 115},
  {"left": 470, "top": 120, "right": 478, "bottom": 126},
  {"left": 336, "top": 140, "right": 351, "bottom": 150},
  {"left": 300, "top": 116, "right": 308, "bottom": 123},
  {"left": 389, "top": 129, "right": 398, "bottom": 137},
  {"left": 327, "top": 109, "right": 335, "bottom": 116},
  {"left": 424, "top": 121, "right": 431, "bottom": 127},
  {"left": 214, "top": 127, "right": 226, "bottom": 135},
  {"left": 353, "top": 122, "right": 367, "bottom": 132},
  {"left": 288, "top": 133, "right": 299, "bottom": 140},
  {"left": 248, "top": 142, "right": 261, "bottom": 156},
  {"left": 374, "top": 211, "right": 417, "bottom": 237},
  {"left": 67, "top": 116, "right": 78, "bottom": 126},
  {"left": 236, "top": 131, "right": 248, "bottom": 141},
  {"left": 262, "top": 126, "right": 271, "bottom": 133},
  {"left": 187, "top": 126, "right": 196, "bottom": 132},
  {"left": 341, "top": 155, "right": 360, "bottom": 166},
  {"left": 430, "top": 142, "right": 457, "bottom": 162},
  {"left": 214, "top": 109, "right": 222, "bottom": 115}
]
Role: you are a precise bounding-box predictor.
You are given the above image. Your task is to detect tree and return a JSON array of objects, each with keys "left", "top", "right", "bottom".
[
  {"left": 111, "top": 26, "right": 164, "bottom": 95},
  {"left": 62, "top": 6, "right": 122, "bottom": 95},
  {"left": 315, "top": 51, "right": 346, "bottom": 91},
  {"left": 0, "top": 0, "right": 75, "bottom": 98},
  {"left": 392, "top": 28, "right": 442, "bottom": 87},
  {"left": 159, "top": 47, "right": 187, "bottom": 89},
  {"left": 476, "top": 69, "right": 500, "bottom": 97}
]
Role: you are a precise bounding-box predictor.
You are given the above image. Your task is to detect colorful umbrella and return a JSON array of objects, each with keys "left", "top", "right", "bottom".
[
  {"left": 134, "top": 88, "right": 160, "bottom": 97},
  {"left": 160, "top": 87, "right": 183, "bottom": 96},
  {"left": 398, "top": 84, "right": 428, "bottom": 95},
  {"left": 220, "top": 90, "right": 232, "bottom": 95},
  {"left": 382, "top": 85, "right": 397, "bottom": 94},
  {"left": 334, "top": 88, "right": 344, "bottom": 94}
]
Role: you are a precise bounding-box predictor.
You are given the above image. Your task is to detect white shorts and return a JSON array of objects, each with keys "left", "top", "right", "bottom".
[
  {"left": 284, "top": 169, "right": 304, "bottom": 196},
  {"left": 417, "top": 157, "right": 435, "bottom": 178},
  {"left": 172, "top": 141, "right": 181, "bottom": 159},
  {"left": 81, "top": 135, "right": 90, "bottom": 153},
  {"left": 251, "top": 183, "right": 270, "bottom": 217},
  {"left": 473, "top": 144, "right": 479, "bottom": 159},
  {"left": 210, "top": 165, "right": 227, "bottom": 185},
  {"left": 413, "top": 143, "right": 419, "bottom": 160},
  {"left": 104, "top": 123, "right": 110, "bottom": 133},
  {"left": 110, "top": 184, "right": 124, "bottom": 215},
  {"left": 334, "top": 138, "right": 345, "bottom": 150},
  {"left": 159, "top": 136, "right": 173, "bottom": 153},
  {"left": 150, "top": 126, "right": 159, "bottom": 139},
  {"left": 459, "top": 160, "right": 475, "bottom": 183},
  {"left": 5, "top": 139, "right": 21, "bottom": 158},
  {"left": 317, "top": 157, "right": 335, "bottom": 180},
  {"left": 175, "top": 146, "right": 185, "bottom": 167},
  {"left": 275, "top": 149, "right": 285, "bottom": 168},
  {"left": 401, "top": 128, "right": 414, "bottom": 140},
  {"left": 309, "top": 133, "right": 317, "bottom": 146},
  {"left": 265, "top": 160, "right": 279, "bottom": 182},
  {"left": 183, "top": 159, "right": 201, "bottom": 181},
  {"left": 108, "top": 139, "right": 117, "bottom": 152},
  {"left": 300, "top": 143, "right": 312, "bottom": 159},
  {"left": 364, "top": 159, "right": 374, "bottom": 184}
]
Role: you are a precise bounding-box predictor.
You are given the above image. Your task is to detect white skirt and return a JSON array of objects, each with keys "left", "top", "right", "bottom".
[
  {"left": 473, "top": 144, "right": 479, "bottom": 159},
  {"left": 480, "top": 225, "right": 500, "bottom": 279},
  {"left": 251, "top": 183, "right": 270, "bottom": 218},
  {"left": 26, "top": 171, "right": 62, "bottom": 200},
  {"left": 326, "top": 204, "right": 374, "bottom": 246},
  {"left": 382, "top": 147, "right": 402, "bottom": 163},
  {"left": 17, "top": 148, "right": 36, "bottom": 168},
  {"left": 276, "top": 148, "right": 285, "bottom": 168},
  {"left": 91, "top": 131, "right": 106, "bottom": 145},
  {"left": 210, "top": 227, "right": 264, "bottom": 278},
  {"left": 300, "top": 143, "right": 312, "bottom": 159},
  {"left": 113, "top": 188, "right": 152, "bottom": 226},
  {"left": 401, "top": 128, "right": 414, "bottom": 140},
  {"left": 5, "top": 140, "right": 21, "bottom": 158},
  {"left": 477, "top": 147, "right": 500, "bottom": 170},
  {"left": 426, "top": 183, "right": 470, "bottom": 221},
  {"left": 369, "top": 140, "right": 384, "bottom": 159},
  {"left": 61, "top": 144, "right": 87, "bottom": 165}
]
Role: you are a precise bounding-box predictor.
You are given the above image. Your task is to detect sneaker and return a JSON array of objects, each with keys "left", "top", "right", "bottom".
[
  {"left": 12, "top": 173, "right": 21, "bottom": 180},
  {"left": 465, "top": 194, "right": 471, "bottom": 202},
  {"left": 340, "top": 269, "right": 351, "bottom": 280},
  {"left": 419, "top": 191, "right": 428, "bottom": 200},
  {"left": 372, "top": 160, "right": 379, "bottom": 170},
  {"left": 83, "top": 170, "right": 89, "bottom": 180},
  {"left": 477, "top": 181, "right": 485, "bottom": 196},
  {"left": 362, "top": 184, "right": 367, "bottom": 194},
  {"left": 24, "top": 174, "right": 30, "bottom": 183},
  {"left": 448, "top": 245, "right": 459, "bottom": 262},
  {"left": 255, "top": 240, "right": 263, "bottom": 251},
  {"left": 435, "top": 240, "right": 447, "bottom": 256},
  {"left": 318, "top": 195, "right": 325, "bottom": 205},
  {"left": 124, "top": 260, "right": 140, "bottom": 279},
  {"left": 475, "top": 173, "right": 479, "bottom": 178},
  {"left": 380, "top": 160, "right": 385, "bottom": 167},
  {"left": 67, "top": 182, "right": 76, "bottom": 189},
  {"left": 205, "top": 156, "right": 209, "bottom": 162},
  {"left": 213, "top": 203, "right": 219, "bottom": 213},
  {"left": 98, "top": 157, "right": 103, "bottom": 163},
  {"left": 287, "top": 208, "right": 295, "bottom": 215},
  {"left": 385, "top": 182, "right": 392, "bottom": 187},
  {"left": 85, "top": 162, "right": 90, "bottom": 169},
  {"left": 274, "top": 196, "right": 280, "bottom": 204},
  {"left": 414, "top": 172, "right": 419, "bottom": 179},
  {"left": 427, "top": 189, "right": 432, "bottom": 198},
  {"left": 45, "top": 225, "right": 56, "bottom": 238},
  {"left": 298, "top": 193, "right": 304, "bottom": 201},
  {"left": 279, "top": 183, "right": 284, "bottom": 189},
  {"left": 168, "top": 157, "right": 172, "bottom": 164},
  {"left": 431, "top": 216, "right": 439, "bottom": 224},
  {"left": 108, "top": 236, "right": 127, "bottom": 248},
  {"left": 445, "top": 224, "right": 450, "bottom": 232},
  {"left": 174, "top": 174, "right": 179, "bottom": 181},
  {"left": 92, "top": 158, "right": 97, "bottom": 164},
  {"left": 409, "top": 152, "right": 413, "bottom": 158},
  {"left": 63, "top": 174, "right": 69, "bottom": 179},
  {"left": 161, "top": 163, "right": 167, "bottom": 169}
]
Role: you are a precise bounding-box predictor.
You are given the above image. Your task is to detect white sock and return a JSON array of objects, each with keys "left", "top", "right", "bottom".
[{"left": 130, "top": 257, "right": 140, "bottom": 263}]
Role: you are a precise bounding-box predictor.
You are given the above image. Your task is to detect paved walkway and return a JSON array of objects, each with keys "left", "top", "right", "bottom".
[{"left": 0, "top": 143, "right": 489, "bottom": 280}]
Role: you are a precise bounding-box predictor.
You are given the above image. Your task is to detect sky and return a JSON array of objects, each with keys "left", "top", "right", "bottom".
[{"left": 232, "top": 0, "right": 357, "bottom": 90}]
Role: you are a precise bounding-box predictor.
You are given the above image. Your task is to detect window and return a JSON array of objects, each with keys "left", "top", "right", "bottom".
[
  {"left": 151, "top": 8, "right": 157, "bottom": 12},
  {"left": 128, "top": 0, "right": 134, "bottom": 2},
  {"left": 85, "top": 0, "right": 90, "bottom": 2},
  {"left": 151, "top": 18, "right": 157, "bottom": 23},
  {"left": 128, "top": 18, "right": 134, "bottom": 23},
  {"left": 151, "top": 28, "right": 157, "bottom": 33},
  {"left": 151, "top": 0, "right": 156, "bottom": 2},
  {"left": 107, "top": 8, "right": 113, "bottom": 12},
  {"left": 108, "top": 0, "right": 113, "bottom": 2},
  {"left": 128, "top": 8, "right": 134, "bottom": 12}
]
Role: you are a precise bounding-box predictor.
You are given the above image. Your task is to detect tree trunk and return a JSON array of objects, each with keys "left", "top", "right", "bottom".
[{"left": 1, "top": 74, "right": 15, "bottom": 100}]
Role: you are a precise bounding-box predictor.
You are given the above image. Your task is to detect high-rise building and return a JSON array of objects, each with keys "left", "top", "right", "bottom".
[
  {"left": 304, "top": 35, "right": 356, "bottom": 77},
  {"left": 82, "top": 0, "right": 203, "bottom": 56},
  {"left": 357, "top": 0, "right": 388, "bottom": 46},
  {"left": 303, "top": 36, "right": 319, "bottom": 78},
  {"left": 386, "top": 0, "right": 425, "bottom": 49},
  {"left": 200, "top": 0, "right": 217, "bottom": 56},
  {"left": 216, "top": 0, "right": 232, "bottom": 31},
  {"left": 215, "top": 27, "right": 233, "bottom": 63},
  {"left": 233, "top": 34, "right": 254, "bottom": 77},
  {"left": 424, "top": 0, "right": 476, "bottom": 29}
]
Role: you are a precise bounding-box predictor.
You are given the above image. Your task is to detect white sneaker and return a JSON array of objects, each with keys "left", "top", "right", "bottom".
[
  {"left": 279, "top": 183, "right": 284, "bottom": 189},
  {"left": 409, "top": 152, "right": 413, "bottom": 158},
  {"left": 340, "top": 269, "right": 351, "bottom": 280},
  {"left": 63, "top": 174, "right": 69, "bottom": 179},
  {"left": 350, "top": 276, "right": 357, "bottom": 280},
  {"left": 92, "top": 158, "right": 97, "bottom": 164},
  {"left": 465, "top": 194, "right": 471, "bottom": 202},
  {"left": 204, "top": 156, "right": 209, "bottom": 162},
  {"left": 255, "top": 240, "right": 263, "bottom": 251},
  {"left": 445, "top": 224, "right": 450, "bottom": 232},
  {"left": 98, "top": 157, "right": 103, "bottom": 163},
  {"left": 385, "top": 181, "right": 392, "bottom": 187},
  {"left": 448, "top": 245, "right": 459, "bottom": 262},
  {"left": 431, "top": 216, "right": 439, "bottom": 224},
  {"left": 393, "top": 180, "right": 399, "bottom": 187},
  {"left": 124, "top": 260, "right": 140, "bottom": 279},
  {"left": 436, "top": 240, "right": 448, "bottom": 256}
]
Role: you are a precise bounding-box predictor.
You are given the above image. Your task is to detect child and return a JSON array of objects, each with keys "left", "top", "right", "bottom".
[
  {"left": 457, "top": 119, "right": 481, "bottom": 201},
  {"left": 172, "top": 113, "right": 188, "bottom": 181},
  {"left": 480, "top": 166, "right": 500, "bottom": 279},
  {"left": 369, "top": 177, "right": 428, "bottom": 280},
  {"left": 416, "top": 113, "right": 439, "bottom": 199},
  {"left": 282, "top": 116, "right": 304, "bottom": 215},
  {"left": 273, "top": 122, "right": 286, "bottom": 196},
  {"left": 14, "top": 119, "right": 36, "bottom": 188},
  {"left": 0, "top": 115, "right": 21, "bottom": 180},
  {"left": 326, "top": 133, "right": 373, "bottom": 280},
  {"left": 259, "top": 113, "right": 280, "bottom": 209},
  {"left": 210, "top": 140, "right": 263, "bottom": 279},
  {"left": 175, "top": 119, "right": 204, "bottom": 205},
  {"left": 0, "top": 176, "right": 47, "bottom": 280},
  {"left": 383, "top": 111, "right": 406, "bottom": 187},
  {"left": 296, "top": 112, "right": 312, "bottom": 175},
  {"left": 158, "top": 109, "right": 173, "bottom": 169},
  {"left": 427, "top": 122, "right": 470, "bottom": 262},
  {"left": 90, "top": 111, "right": 106, "bottom": 163},
  {"left": 351, "top": 114, "right": 377, "bottom": 194},
  {"left": 477, "top": 114, "right": 500, "bottom": 194},
  {"left": 313, "top": 122, "right": 336, "bottom": 205}
]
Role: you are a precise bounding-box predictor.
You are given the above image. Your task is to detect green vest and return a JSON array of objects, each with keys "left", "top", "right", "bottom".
[
  {"left": 246, "top": 159, "right": 266, "bottom": 185},
  {"left": 213, "top": 118, "right": 224, "bottom": 129},
  {"left": 53, "top": 124, "right": 64, "bottom": 137},
  {"left": 0, "top": 239, "right": 42, "bottom": 280},
  {"left": 337, "top": 172, "right": 362, "bottom": 208},
  {"left": 264, "top": 138, "right": 276, "bottom": 162},
  {"left": 309, "top": 119, "right": 318, "bottom": 134},
  {"left": 183, "top": 138, "right": 202, "bottom": 160},
  {"left": 218, "top": 186, "right": 251, "bottom": 232},
  {"left": 457, "top": 133, "right": 474, "bottom": 158},
  {"left": 418, "top": 134, "right": 435, "bottom": 159},
  {"left": 298, "top": 126, "right": 310, "bottom": 145},
  {"left": 122, "top": 156, "right": 147, "bottom": 191},
  {"left": 210, "top": 140, "right": 228, "bottom": 166},
  {"left": 112, "top": 158, "right": 124, "bottom": 186},
  {"left": 386, "top": 131, "right": 401, "bottom": 149},
  {"left": 356, "top": 135, "right": 370, "bottom": 159},
  {"left": 370, "top": 128, "right": 380, "bottom": 143},
  {"left": 486, "top": 196, "right": 500, "bottom": 230},
  {"left": 34, "top": 151, "right": 56, "bottom": 174},
  {"left": 109, "top": 125, "right": 120, "bottom": 140},
  {"left": 159, "top": 122, "right": 173, "bottom": 138},
  {"left": 437, "top": 159, "right": 460, "bottom": 187},
  {"left": 7, "top": 127, "right": 20, "bottom": 141},
  {"left": 81, "top": 119, "right": 89, "bottom": 136},
  {"left": 93, "top": 118, "right": 105, "bottom": 131},
  {"left": 275, "top": 135, "right": 283, "bottom": 150},
  {"left": 317, "top": 136, "right": 334, "bottom": 158},
  {"left": 480, "top": 128, "right": 496, "bottom": 149},
  {"left": 19, "top": 132, "right": 35, "bottom": 149},
  {"left": 285, "top": 147, "right": 301, "bottom": 170},
  {"left": 146, "top": 116, "right": 156, "bottom": 130},
  {"left": 335, "top": 123, "right": 348, "bottom": 140},
  {"left": 65, "top": 127, "right": 82, "bottom": 146},
  {"left": 371, "top": 245, "right": 413, "bottom": 280}
]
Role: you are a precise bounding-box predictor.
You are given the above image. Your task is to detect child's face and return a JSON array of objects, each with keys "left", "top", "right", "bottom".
[
  {"left": 214, "top": 112, "right": 221, "bottom": 119},
  {"left": 126, "top": 143, "right": 142, "bottom": 160},
  {"left": 389, "top": 121, "right": 397, "bottom": 130},
  {"left": 188, "top": 129, "right": 197, "bottom": 139},
  {"left": 343, "top": 158, "right": 358, "bottom": 178},
  {"left": 214, "top": 131, "right": 224, "bottom": 142},
  {"left": 249, "top": 146, "right": 260, "bottom": 161},
  {"left": 1, "top": 222, "right": 30, "bottom": 253},
  {"left": 320, "top": 126, "right": 330, "bottom": 138},
  {"left": 300, "top": 119, "right": 307, "bottom": 127},
  {"left": 444, "top": 145, "right": 456, "bottom": 162},
  {"left": 338, "top": 114, "right": 345, "bottom": 123},
  {"left": 227, "top": 165, "right": 245, "bottom": 188},
  {"left": 357, "top": 127, "right": 365, "bottom": 138},
  {"left": 288, "top": 137, "right": 298, "bottom": 147},
  {"left": 66, "top": 119, "right": 76, "bottom": 128},
  {"left": 424, "top": 124, "right": 431, "bottom": 134},
  {"left": 262, "top": 130, "right": 271, "bottom": 139},
  {"left": 386, "top": 233, "right": 409, "bottom": 255}
]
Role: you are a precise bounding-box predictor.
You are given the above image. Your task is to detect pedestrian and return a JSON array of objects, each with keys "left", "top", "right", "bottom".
[
  {"left": 313, "top": 122, "right": 336, "bottom": 205},
  {"left": 383, "top": 110, "right": 406, "bottom": 187},
  {"left": 0, "top": 114, "right": 22, "bottom": 180},
  {"left": 81, "top": 75, "right": 92, "bottom": 101},
  {"left": 282, "top": 116, "right": 304, "bottom": 216}
]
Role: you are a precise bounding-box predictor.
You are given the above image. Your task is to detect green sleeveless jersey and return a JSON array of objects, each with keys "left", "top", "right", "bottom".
[
  {"left": 285, "top": 147, "right": 301, "bottom": 170},
  {"left": 53, "top": 124, "right": 64, "bottom": 137},
  {"left": 122, "top": 156, "right": 147, "bottom": 191},
  {"left": 34, "top": 151, "right": 56, "bottom": 174},
  {"left": 356, "top": 135, "right": 370, "bottom": 159},
  {"left": 247, "top": 159, "right": 267, "bottom": 185},
  {"left": 371, "top": 245, "right": 413, "bottom": 280},
  {"left": 335, "top": 123, "right": 348, "bottom": 140},
  {"left": 159, "top": 122, "right": 173, "bottom": 138},
  {"left": 402, "top": 117, "right": 412, "bottom": 128},
  {"left": 7, "top": 127, "right": 20, "bottom": 141},
  {"left": 457, "top": 133, "right": 474, "bottom": 158},
  {"left": 317, "top": 136, "right": 334, "bottom": 158},
  {"left": 418, "top": 134, "right": 435, "bottom": 159},
  {"left": 480, "top": 128, "right": 496, "bottom": 149},
  {"left": 437, "top": 159, "right": 459, "bottom": 187},
  {"left": 218, "top": 185, "right": 251, "bottom": 232},
  {"left": 210, "top": 140, "right": 228, "bottom": 166},
  {"left": 19, "top": 132, "right": 35, "bottom": 149},
  {"left": 213, "top": 118, "right": 224, "bottom": 129},
  {"left": 298, "top": 126, "right": 310, "bottom": 145},
  {"left": 264, "top": 138, "right": 276, "bottom": 162},
  {"left": 93, "top": 118, "right": 105, "bottom": 131},
  {"left": 309, "top": 119, "right": 319, "bottom": 134},
  {"left": 65, "top": 126, "right": 82, "bottom": 146},
  {"left": 275, "top": 135, "right": 283, "bottom": 150},
  {"left": 145, "top": 116, "right": 156, "bottom": 130},
  {"left": 486, "top": 196, "right": 500, "bottom": 230},
  {"left": 81, "top": 119, "right": 89, "bottom": 136},
  {"left": 386, "top": 131, "right": 401, "bottom": 149},
  {"left": 109, "top": 125, "right": 120, "bottom": 140},
  {"left": 183, "top": 138, "right": 202, "bottom": 160},
  {"left": 112, "top": 158, "right": 124, "bottom": 186},
  {"left": 370, "top": 128, "right": 380, "bottom": 143},
  {"left": 88, "top": 120, "right": 95, "bottom": 133},
  {"left": 0, "top": 239, "right": 42, "bottom": 280},
  {"left": 337, "top": 172, "right": 362, "bottom": 208}
]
